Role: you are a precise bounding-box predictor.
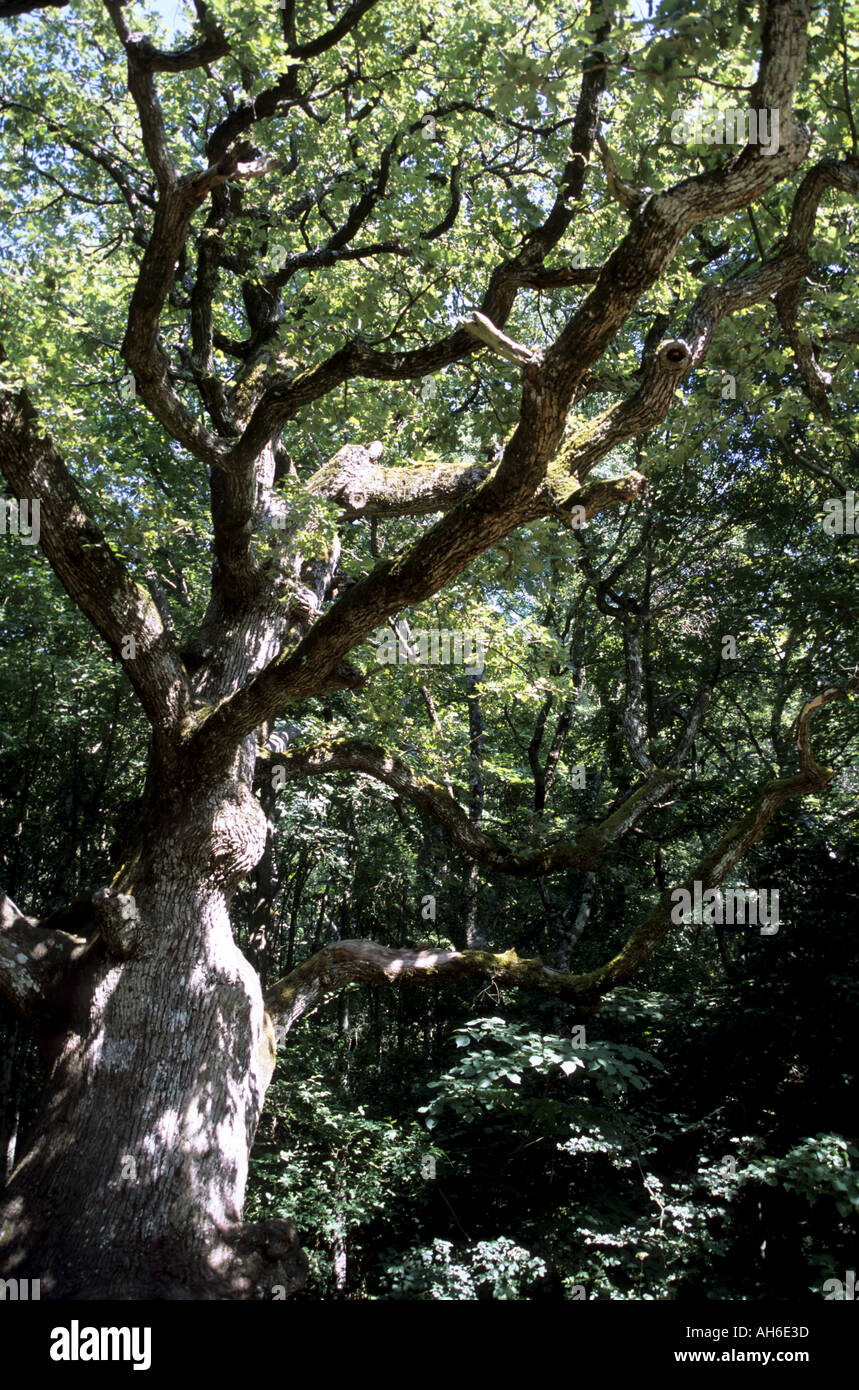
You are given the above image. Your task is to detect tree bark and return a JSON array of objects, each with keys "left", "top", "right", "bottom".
[{"left": 0, "top": 782, "right": 306, "bottom": 1300}]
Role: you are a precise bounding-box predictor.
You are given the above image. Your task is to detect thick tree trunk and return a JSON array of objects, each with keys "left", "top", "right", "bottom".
[{"left": 0, "top": 783, "right": 307, "bottom": 1300}]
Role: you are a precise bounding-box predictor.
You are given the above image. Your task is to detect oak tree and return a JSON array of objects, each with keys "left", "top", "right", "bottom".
[{"left": 0, "top": 0, "right": 857, "bottom": 1298}]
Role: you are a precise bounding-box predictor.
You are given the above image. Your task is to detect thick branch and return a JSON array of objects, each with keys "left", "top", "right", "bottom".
[
  {"left": 0, "top": 364, "right": 190, "bottom": 742},
  {"left": 543, "top": 0, "right": 813, "bottom": 410},
  {"left": 186, "top": 227, "right": 817, "bottom": 755},
  {"left": 307, "top": 443, "right": 491, "bottom": 518},
  {"left": 309, "top": 439, "right": 648, "bottom": 525},
  {"left": 127, "top": 34, "right": 230, "bottom": 74},
  {"left": 120, "top": 159, "right": 272, "bottom": 468},
  {"left": 286, "top": 0, "right": 382, "bottom": 59},
  {"left": 264, "top": 939, "right": 586, "bottom": 1042},
  {"left": 105, "top": 2, "right": 176, "bottom": 194},
  {"left": 774, "top": 156, "right": 859, "bottom": 419},
  {"left": 185, "top": 457, "right": 650, "bottom": 756},
  {"left": 260, "top": 738, "right": 683, "bottom": 877}
]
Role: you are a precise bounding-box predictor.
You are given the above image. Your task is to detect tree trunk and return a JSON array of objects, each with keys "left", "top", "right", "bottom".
[{"left": 0, "top": 781, "right": 307, "bottom": 1301}]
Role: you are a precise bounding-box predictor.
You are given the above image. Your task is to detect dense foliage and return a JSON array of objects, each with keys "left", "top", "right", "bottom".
[{"left": 1, "top": 0, "right": 857, "bottom": 1299}]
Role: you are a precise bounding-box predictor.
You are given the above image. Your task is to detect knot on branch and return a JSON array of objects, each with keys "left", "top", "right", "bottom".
[
  {"left": 92, "top": 887, "right": 143, "bottom": 960},
  {"left": 308, "top": 441, "right": 384, "bottom": 512},
  {"left": 209, "top": 783, "right": 269, "bottom": 887},
  {"left": 653, "top": 339, "right": 692, "bottom": 373}
]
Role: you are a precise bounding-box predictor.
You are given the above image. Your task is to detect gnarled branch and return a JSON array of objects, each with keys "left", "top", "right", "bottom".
[
  {"left": 0, "top": 361, "right": 191, "bottom": 744},
  {"left": 264, "top": 677, "right": 858, "bottom": 1038},
  {"left": 259, "top": 738, "right": 684, "bottom": 877}
]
